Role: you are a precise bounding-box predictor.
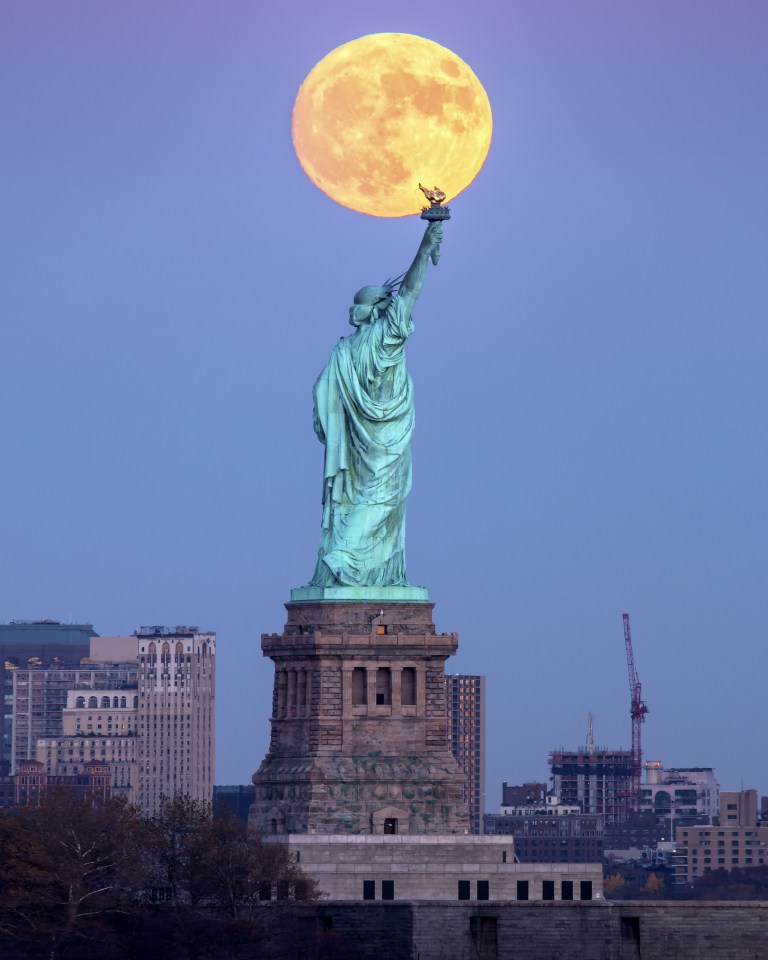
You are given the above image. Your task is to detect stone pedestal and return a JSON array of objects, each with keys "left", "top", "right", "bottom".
[{"left": 250, "top": 600, "right": 470, "bottom": 836}]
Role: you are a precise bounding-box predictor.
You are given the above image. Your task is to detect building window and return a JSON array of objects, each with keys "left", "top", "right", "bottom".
[
  {"left": 458, "top": 880, "right": 471, "bottom": 901},
  {"left": 561, "top": 881, "right": 574, "bottom": 901},
  {"left": 384, "top": 818, "right": 398, "bottom": 835},
  {"left": 352, "top": 668, "right": 367, "bottom": 706},
  {"left": 542, "top": 881, "right": 555, "bottom": 901},
  {"left": 580, "top": 881, "right": 593, "bottom": 901},
  {"left": 376, "top": 668, "right": 391, "bottom": 706},
  {"left": 382, "top": 880, "right": 394, "bottom": 901},
  {"left": 477, "top": 880, "right": 489, "bottom": 901},
  {"left": 401, "top": 667, "right": 416, "bottom": 706},
  {"left": 363, "top": 880, "right": 375, "bottom": 901},
  {"left": 517, "top": 881, "right": 529, "bottom": 901}
]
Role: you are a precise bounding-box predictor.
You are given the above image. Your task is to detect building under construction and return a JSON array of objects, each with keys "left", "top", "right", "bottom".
[{"left": 549, "top": 748, "right": 632, "bottom": 824}]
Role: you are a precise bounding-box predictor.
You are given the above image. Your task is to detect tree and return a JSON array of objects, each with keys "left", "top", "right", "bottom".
[
  {"left": 0, "top": 789, "right": 146, "bottom": 960},
  {"left": 686, "top": 865, "right": 768, "bottom": 901},
  {"left": 642, "top": 872, "right": 665, "bottom": 898},
  {"left": 138, "top": 796, "right": 319, "bottom": 960},
  {"left": 603, "top": 873, "right": 627, "bottom": 897},
  {"left": 0, "top": 792, "right": 320, "bottom": 960}
]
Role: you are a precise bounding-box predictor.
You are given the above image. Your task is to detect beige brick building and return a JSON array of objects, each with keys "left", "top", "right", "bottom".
[
  {"left": 674, "top": 790, "right": 768, "bottom": 883},
  {"left": 36, "top": 687, "right": 139, "bottom": 798},
  {"left": 136, "top": 626, "right": 215, "bottom": 816},
  {"left": 29, "top": 628, "right": 215, "bottom": 815}
]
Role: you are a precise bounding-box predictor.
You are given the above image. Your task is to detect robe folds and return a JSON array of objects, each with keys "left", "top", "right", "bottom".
[{"left": 310, "top": 295, "right": 415, "bottom": 587}]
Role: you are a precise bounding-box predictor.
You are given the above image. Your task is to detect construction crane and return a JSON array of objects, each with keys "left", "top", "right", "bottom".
[{"left": 623, "top": 613, "right": 649, "bottom": 812}]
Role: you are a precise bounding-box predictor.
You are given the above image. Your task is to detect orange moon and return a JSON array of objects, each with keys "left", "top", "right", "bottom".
[{"left": 292, "top": 34, "right": 492, "bottom": 218}]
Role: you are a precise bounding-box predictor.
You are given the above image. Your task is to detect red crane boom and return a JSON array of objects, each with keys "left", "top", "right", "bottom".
[{"left": 623, "top": 613, "right": 649, "bottom": 811}]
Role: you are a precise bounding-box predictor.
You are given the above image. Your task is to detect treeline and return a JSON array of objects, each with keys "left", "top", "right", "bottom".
[
  {"left": 605, "top": 863, "right": 768, "bottom": 901},
  {"left": 0, "top": 790, "right": 319, "bottom": 960}
]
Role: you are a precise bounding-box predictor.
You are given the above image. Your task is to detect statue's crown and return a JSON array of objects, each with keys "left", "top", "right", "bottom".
[{"left": 353, "top": 284, "right": 392, "bottom": 305}]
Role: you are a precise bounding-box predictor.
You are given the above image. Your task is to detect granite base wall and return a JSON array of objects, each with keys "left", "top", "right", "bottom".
[{"left": 269, "top": 901, "right": 768, "bottom": 960}]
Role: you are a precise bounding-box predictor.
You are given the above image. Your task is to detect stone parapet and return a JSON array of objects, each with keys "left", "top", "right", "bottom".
[{"left": 270, "top": 901, "right": 768, "bottom": 960}]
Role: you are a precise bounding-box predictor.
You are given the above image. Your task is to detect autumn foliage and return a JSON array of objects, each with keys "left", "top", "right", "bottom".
[{"left": 0, "top": 791, "right": 318, "bottom": 960}]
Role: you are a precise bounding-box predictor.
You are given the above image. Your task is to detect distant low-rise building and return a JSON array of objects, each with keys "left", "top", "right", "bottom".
[
  {"left": 484, "top": 811, "right": 603, "bottom": 863},
  {"left": 502, "top": 781, "right": 547, "bottom": 807},
  {"left": 673, "top": 790, "right": 768, "bottom": 883},
  {"left": 603, "top": 810, "right": 664, "bottom": 855},
  {"left": 485, "top": 792, "right": 603, "bottom": 863},
  {"left": 13, "top": 758, "right": 112, "bottom": 806},
  {"left": 641, "top": 761, "right": 719, "bottom": 837}
]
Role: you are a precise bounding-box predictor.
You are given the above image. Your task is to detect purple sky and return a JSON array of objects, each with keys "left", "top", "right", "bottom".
[{"left": 2, "top": 2, "right": 767, "bottom": 806}]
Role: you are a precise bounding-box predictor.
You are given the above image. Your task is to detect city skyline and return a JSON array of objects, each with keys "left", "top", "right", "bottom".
[{"left": 2, "top": 2, "right": 767, "bottom": 801}]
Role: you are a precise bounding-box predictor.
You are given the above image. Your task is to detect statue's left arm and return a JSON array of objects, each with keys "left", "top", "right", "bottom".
[{"left": 398, "top": 222, "right": 443, "bottom": 314}]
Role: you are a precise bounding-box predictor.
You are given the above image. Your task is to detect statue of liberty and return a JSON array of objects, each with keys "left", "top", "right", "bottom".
[{"left": 308, "top": 220, "right": 444, "bottom": 588}]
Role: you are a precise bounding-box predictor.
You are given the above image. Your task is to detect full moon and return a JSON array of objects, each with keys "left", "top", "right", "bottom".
[{"left": 292, "top": 34, "right": 492, "bottom": 218}]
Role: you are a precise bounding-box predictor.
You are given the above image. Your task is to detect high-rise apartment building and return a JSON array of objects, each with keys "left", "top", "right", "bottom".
[
  {"left": 1, "top": 620, "right": 95, "bottom": 773},
  {"left": 136, "top": 626, "right": 216, "bottom": 816},
  {"left": 445, "top": 674, "right": 485, "bottom": 834},
  {"left": 550, "top": 748, "right": 632, "bottom": 824}
]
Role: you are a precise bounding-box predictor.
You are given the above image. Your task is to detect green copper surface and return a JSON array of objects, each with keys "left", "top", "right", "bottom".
[
  {"left": 303, "top": 220, "right": 443, "bottom": 591},
  {"left": 290, "top": 585, "right": 430, "bottom": 603}
]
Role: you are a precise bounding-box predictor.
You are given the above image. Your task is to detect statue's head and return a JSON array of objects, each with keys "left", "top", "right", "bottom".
[{"left": 349, "top": 284, "right": 395, "bottom": 327}]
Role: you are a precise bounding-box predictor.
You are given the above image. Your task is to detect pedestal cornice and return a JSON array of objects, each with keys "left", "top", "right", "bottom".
[{"left": 289, "top": 585, "right": 430, "bottom": 603}]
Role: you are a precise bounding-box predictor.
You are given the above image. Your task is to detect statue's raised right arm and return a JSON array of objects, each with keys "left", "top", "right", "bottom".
[{"left": 399, "top": 221, "right": 443, "bottom": 313}]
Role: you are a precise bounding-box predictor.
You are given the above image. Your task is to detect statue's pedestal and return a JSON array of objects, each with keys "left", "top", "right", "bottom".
[{"left": 249, "top": 599, "right": 470, "bottom": 837}]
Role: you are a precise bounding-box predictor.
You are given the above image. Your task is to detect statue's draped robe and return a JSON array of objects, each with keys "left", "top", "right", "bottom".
[{"left": 310, "top": 295, "right": 414, "bottom": 587}]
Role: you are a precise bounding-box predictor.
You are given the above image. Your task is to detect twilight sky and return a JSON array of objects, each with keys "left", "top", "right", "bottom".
[{"left": 2, "top": 1, "right": 767, "bottom": 805}]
